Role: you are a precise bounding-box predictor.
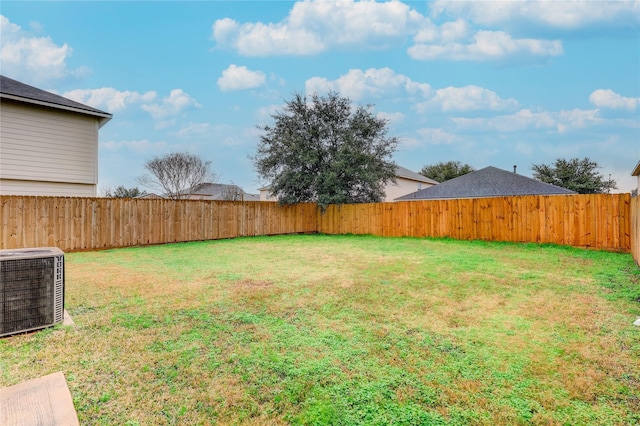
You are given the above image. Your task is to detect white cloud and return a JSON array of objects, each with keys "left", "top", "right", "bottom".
[
  {"left": 0, "top": 15, "right": 89, "bottom": 84},
  {"left": 452, "top": 108, "right": 600, "bottom": 133},
  {"left": 414, "top": 18, "right": 470, "bottom": 43},
  {"left": 306, "top": 68, "right": 516, "bottom": 113},
  {"left": 439, "top": 19, "right": 472, "bottom": 42},
  {"left": 211, "top": 0, "right": 425, "bottom": 56},
  {"left": 222, "top": 136, "right": 244, "bottom": 147},
  {"left": 0, "top": 14, "right": 20, "bottom": 34},
  {"left": 452, "top": 109, "right": 554, "bottom": 132},
  {"left": 556, "top": 108, "right": 601, "bottom": 131},
  {"left": 66, "top": 87, "right": 201, "bottom": 121},
  {"left": 210, "top": 0, "right": 636, "bottom": 64},
  {"left": 217, "top": 64, "right": 266, "bottom": 91},
  {"left": 176, "top": 122, "right": 211, "bottom": 137},
  {"left": 100, "top": 139, "right": 168, "bottom": 153},
  {"left": 256, "top": 104, "right": 283, "bottom": 123},
  {"left": 589, "top": 89, "right": 639, "bottom": 110},
  {"left": 398, "top": 136, "right": 422, "bottom": 148},
  {"left": 142, "top": 89, "right": 200, "bottom": 120},
  {"left": 153, "top": 119, "right": 176, "bottom": 130},
  {"left": 305, "top": 67, "right": 431, "bottom": 101},
  {"left": 430, "top": 0, "right": 640, "bottom": 30},
  {"left": 377, "top": 111, "right": 405, "bottom": 125},
  {"left": 415, "top": 85, "right": 518, "bottom": 112},
  {"left": 214, "top": 18, "right": 325, "bottom": 56},
  {"left": 409, "top": 30, "right": 562, "bottom": 61},
  {"left": 417, "top": 128, "right": 460, "bottom": 145},
  {"left": 269, "top": 72, "right": 287, "bottom": 86},
  {"left": 63, "top": 88, "right": 157, "bottom": 112},
  {"left": 212, "top": 17, "right": 239, "bottom": 45}
]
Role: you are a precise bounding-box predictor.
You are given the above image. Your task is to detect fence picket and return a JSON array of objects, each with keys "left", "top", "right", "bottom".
[{"left": 0, "top": 195, "right": 634, "bottom": 256}]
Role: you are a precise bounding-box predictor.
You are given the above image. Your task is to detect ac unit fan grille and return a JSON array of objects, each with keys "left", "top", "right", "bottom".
[{"left": 1, "top": 253, "right": 64, "bottom": 336}]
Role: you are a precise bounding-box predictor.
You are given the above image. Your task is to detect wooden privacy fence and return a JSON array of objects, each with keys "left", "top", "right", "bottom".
[
  {"left": 632, "top": 196, "right": 640, "bottom": 265},
  {"left": 318, "top": 194, "right": 632, "bottom": 252},
  {"left": 0, "top": 197, "right": 317, "bottom": 252},
  {"left": 0, "top": 193, "right": 634, "bottom": 253}
]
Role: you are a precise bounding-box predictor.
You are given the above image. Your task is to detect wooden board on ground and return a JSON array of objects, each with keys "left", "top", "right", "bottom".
[{"left": 0, "top": 371, "right": 79, "bottom": 426}]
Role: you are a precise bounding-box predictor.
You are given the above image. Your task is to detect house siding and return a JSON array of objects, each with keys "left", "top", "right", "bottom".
[
  {"left": 0, "top": 101, "right": 99, "bottom": 189},
  {"left": 0, "top": 179, "right": 97, "bottom": 196},
  {"left": 260, "top": 188, "right": 277, "bottom": 202},
  {"left": 385, "top": 178, "right": 434, "bottom": 202}
]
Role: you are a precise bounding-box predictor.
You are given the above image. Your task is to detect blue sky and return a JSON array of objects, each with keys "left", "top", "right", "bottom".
[{"left": 2, "top": 0, "right": 639, "bottom": 194}]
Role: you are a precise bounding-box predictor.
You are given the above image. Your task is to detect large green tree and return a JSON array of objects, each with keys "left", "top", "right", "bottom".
[
  {"left": 531, "top": 157, "right": 617, "bottom": 194},
  {"left": 420, "top": 161, "right": 475, "bottom": 183},
  {"left": 253, "top": 92, "right": 398, "bottom": 209}
]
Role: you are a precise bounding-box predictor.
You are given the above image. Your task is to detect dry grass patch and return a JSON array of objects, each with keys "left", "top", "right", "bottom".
[{"left": 1, "top": 235, "right": 638, "bottom": 425}]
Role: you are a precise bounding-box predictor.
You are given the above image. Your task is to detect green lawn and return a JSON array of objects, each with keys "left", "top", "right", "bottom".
[{"left": 1, "top": 235, "right": 639, "bottom": 425}]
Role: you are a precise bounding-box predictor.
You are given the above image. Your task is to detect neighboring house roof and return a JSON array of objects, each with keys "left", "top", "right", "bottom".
[
  {"left": 0, "top": 75, "right": 112, "bottom": 127},
  {"left": 190, "top": 182, "right": 243, "bottom": 199},
  {"left": 395, "top": 165, "right": 439, "bottom": 185},
  {"left": 186, "top": 182, "right": 259, "bottom": 201},
  {"left": 135, "top": 193, "right": 164, "bottom": 199},
  {"left": 395, "top": 166, "right": 576, "bottom": 200},
  {"left": 632, "top": 161, "right": 640, "bottom": 177},
  {"left": 244, "top": 193, "right": 260, "bottom": 201}
]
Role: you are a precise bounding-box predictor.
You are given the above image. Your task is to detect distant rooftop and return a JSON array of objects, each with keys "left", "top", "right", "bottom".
[
  {"left": 395, "top": 166, "right": 439, "bottom": 185},
  {"left": 188, "top": 182, "right": 259, "bottom": 200},
  {"left": 396, "top": 166, "right": 575, "bottom": 200}
]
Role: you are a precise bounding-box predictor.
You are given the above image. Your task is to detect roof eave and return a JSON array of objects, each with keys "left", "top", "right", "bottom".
[
  {"left": 632, "top": 160, "right": 640, "bottom": 177},
  {"left": 399, "top": 175, "right": 439, "bottom": 184},
  {"left": 1, "top": 93, "right": 113, "bottom": 126}
]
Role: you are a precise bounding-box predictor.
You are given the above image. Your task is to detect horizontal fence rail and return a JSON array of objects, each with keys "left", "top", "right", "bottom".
[
  {"left": 0, "top": 197, "right": 317, "bottom": 252},
  {"left": 0, "top": 193, "right": 634, "bottom": 254},
  {"left": 318, "top": 194, "right": 632, "bottom": 252}
]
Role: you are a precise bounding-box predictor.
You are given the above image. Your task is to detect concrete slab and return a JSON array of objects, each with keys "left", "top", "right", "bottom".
[
  {"left": 0, "top": 372, "right": 79, "bottom": 426},
  {"left": 63, "top": 310, "right": 74, "bottom": 326}
]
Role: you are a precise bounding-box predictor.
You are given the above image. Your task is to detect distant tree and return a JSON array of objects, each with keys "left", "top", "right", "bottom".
[
  {"left": 136, "top": 152, "right": 215, "bottom": 200},
  {"left": 220, "top": 182, "right": 244, "bottom": 201},
  {"left": 104, "top": 185, "right": 146, "bottom": 198},
  {"left": 420, "top": 161, "right": 475, "bottom": 183},
  {"left": 253, "top": 91, "right": 398, "bottom": 209},
  {"left": 531, "top": 157, "right": 617, "bottom": 194}
]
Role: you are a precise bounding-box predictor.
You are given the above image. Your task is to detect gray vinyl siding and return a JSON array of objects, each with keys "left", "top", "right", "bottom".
[{"left": 0, "top": 101, "right": 99, "bottom": 186}]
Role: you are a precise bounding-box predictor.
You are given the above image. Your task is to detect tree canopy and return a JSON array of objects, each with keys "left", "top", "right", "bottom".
[
  {"left": 420, "top": 161, "right": 475, "bottom": 183},
  {"left": 531, "top": 157, "right": 617, "bottom": 194},
  {"left": 253, "top": 92, "right": 398, "bottom": 209},
  {"left": 136, "top": 152, "right": 215, "bottom": 200},
  {"left": 104, "top": 185, "right": 145, "bottom": 198}
]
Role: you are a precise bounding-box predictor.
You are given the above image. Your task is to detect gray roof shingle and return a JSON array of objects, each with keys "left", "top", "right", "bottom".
[
  {"left": 395, "top": 166, "right": 575, "bottom": 200},
  {"left": 188, "top": 183, "right": 259, "bottom": 201},
  {"left": 0, "top": 75, "right": 112, "bottom": 124}
]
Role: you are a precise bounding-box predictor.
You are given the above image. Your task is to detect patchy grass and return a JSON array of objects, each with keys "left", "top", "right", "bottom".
[{"left": 1, "top": 234, "right": 638, "bottom": 425}]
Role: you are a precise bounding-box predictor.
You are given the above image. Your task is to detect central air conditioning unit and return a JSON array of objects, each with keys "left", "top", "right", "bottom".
[{"left": 0, "top": 247, "right": 65, "bottom": 338}]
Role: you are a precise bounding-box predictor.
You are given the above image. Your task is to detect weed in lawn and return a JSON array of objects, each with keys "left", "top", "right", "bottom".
[{"left": 1, "top": 235, "right": 638, "bottom": 425}]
